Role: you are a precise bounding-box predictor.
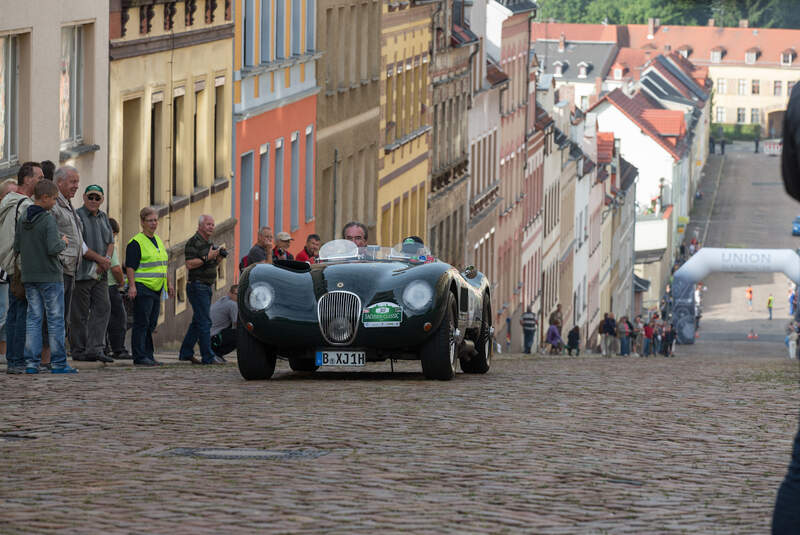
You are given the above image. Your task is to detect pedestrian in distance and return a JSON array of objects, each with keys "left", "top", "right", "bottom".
[
  {"left": 548, "top": 303, "right": 563, "bottom": 335},
  {"left": 566, "top": 325, "right": 580, "bottom": 356},
  {"left": 746, "top": 285, "right": 753, "bottom": 311},
  {"left": 105, "top": 218, "right": 131, "bottom": 360},
  {"left": 768, "top": 293, "right": 775, "bottom": 321},
  {"left": 273, "top": 231, "right": 295, "bottom": 262},
  {"left": 520, "top": 305, "right": 538, "bottom": 354},
  {"left": 618, "top": 316, "right": 632, "bottom": 356},
  {"left": 241, "top": 226, "right": 273, "bottom": 271},
  {"left": 0, "top": 178, "right": 18, "bottom": 364},
  {"left": 125, "top": 207, "right": 175, "bottom": 366},
  {"left": 295, "top": 233, "right": 322, "bottom": 264},
  {"left": 70, "top": 185, "right": 115, "bottom": 363},
  {"left": 545, "top": 321, "right": 563, "bottom": 354},
  {"left": 788, "top": 328, "right": 798, "bottom": 361},
  {"left": 0, "top": 162, "right": 42, "bottom": 374},
  {"left": 14, "top": 179, "right": 76, "bottom": 374},
  {"left": 210, "top": 284, "right": 239, "bottom": 358},
  {"left": 642, "top": 320, "right": 655, "bottom": 357},
  {"left": 179, "top": 214, "right": 226, "bottom": 365},
  {"left": 661, "top": 324, "right": 675, "bottom": 357},
  {"left": 773, "top": 78, "right": 800, "bottom": 533}
]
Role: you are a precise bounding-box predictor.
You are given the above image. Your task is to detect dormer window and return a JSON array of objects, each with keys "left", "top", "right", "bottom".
[
  {"left": 710, "top": 47, "right": 724, "bottom": 63},
  {"left": 577, "top": 61, "right": 589, "bottom": 79},
  {"left": 782, "top": 49, "right": 795, "bottom": 66},
  {"left": 745, "top": 47, "right": 759, "bottom": 64},
  {"left": 680, "top": 49, "right": 689, "bottom": 58},
  {"left": 553, "top": 60, "right": 564, "bottom": 77},
  {"left": 614, "top": 68, "right": 623, "bottom": 80}
]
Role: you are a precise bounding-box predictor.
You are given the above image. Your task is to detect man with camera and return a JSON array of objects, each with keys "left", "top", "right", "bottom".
[{"left": 178, "top": 214, "right": 226, "bottom": 365}]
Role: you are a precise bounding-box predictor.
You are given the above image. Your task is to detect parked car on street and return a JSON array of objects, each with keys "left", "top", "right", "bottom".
[
  {"left": 236, "top": 239, "right": 493, "bottom": 381},
  {"left": 792, "top": 216, "right": 800, "bottom": 236}
]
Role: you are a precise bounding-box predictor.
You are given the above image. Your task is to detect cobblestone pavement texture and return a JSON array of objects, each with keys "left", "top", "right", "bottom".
[{"left": 2, "top": 151, "right": 799, "bottom": 533}]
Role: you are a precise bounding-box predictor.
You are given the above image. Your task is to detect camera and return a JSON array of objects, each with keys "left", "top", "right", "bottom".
[{"left": 212, "top": 245, "right": 229, "bottom": 258}]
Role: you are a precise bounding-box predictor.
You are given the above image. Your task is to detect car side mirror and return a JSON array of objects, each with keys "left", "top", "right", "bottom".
[{"left": 464, "top": 265, "right": 477, "bottom": 279}]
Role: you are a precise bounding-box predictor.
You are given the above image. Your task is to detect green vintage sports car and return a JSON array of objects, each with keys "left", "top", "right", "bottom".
[{"left": 236, "top": 239, "right": 493, "bottom": 380}]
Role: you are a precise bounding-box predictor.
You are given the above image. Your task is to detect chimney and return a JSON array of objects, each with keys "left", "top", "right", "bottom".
[
  {"left": 558, "top": 32, "right": 566, "bottom": 53},
  {"left": 739, "top": 19, "right": 749, "bottom": 28},
  {"left": 707, "top": 18, "right": 715, "bottom": 27},
  {"left": 647, "top": 18, "right": 655, "bottom": 39}
]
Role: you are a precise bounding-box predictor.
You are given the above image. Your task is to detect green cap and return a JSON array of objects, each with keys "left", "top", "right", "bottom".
[{"left": 85, "top": 184, "right": 104, "bottom": 194}]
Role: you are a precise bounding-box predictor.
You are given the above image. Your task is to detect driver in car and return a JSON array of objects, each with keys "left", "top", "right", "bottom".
[{"left": 401, "top": 236, "right": 434, "bottom": 263}]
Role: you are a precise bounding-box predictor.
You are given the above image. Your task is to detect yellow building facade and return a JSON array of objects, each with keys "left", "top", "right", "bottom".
[
  {"left": 109, "top": 0, "right": 234, "bottom": 345},
  {"left": 377, "top": 3, "right": 432, "bottom": 247}
]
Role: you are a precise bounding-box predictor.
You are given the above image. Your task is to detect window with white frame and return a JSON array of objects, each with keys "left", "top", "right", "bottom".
[
  {"left": 738, "top": 79, "right": 747, "bottom": 95},
  {"left": 0, "top": 35, "right": 18, "bottom": 168},
  {"left": 614, "top": 67, "right": 622, "bottom": 80},
  {"left": 737, "top": 107, "right": 746, "bottom": 123},
  {"left": 716, "top": 106, "right": 725, "bottom": 123},
  {"left": 243, "top": 0, "right": 254, "bottom": 65},
  {"left": 752, "top": 79, "right": 760, "bottom": 95},
  {"left": 782, "top": 51, "right": 794, "bottom": 66},
  {"left": 711, "top": 50, "right": 722, "bottom": 63},
  {"left": 259, "top": 0, "right": 271, "bottom": 63},
  {"left": 60, "top": 25, "right": 83, "bottom": 148},
  {"left": 745, "top": 51, "right": 757, "bottom": 64},
  {"left": 751, "top": 108, "right": 760, "bottom": 124},
  {"left": 553, "top": 61, "right": 563, "bottom": 77},
  {"left": 774, "top": 80, "right": 783, "bottom": 97},
  {"left": 717, "top": 78, "right": 726, "bottom": 95}
]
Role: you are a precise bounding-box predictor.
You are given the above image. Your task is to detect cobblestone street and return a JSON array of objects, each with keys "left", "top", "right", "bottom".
[{"left": 2, "top": 348, "right": 798, "bottom": 534}]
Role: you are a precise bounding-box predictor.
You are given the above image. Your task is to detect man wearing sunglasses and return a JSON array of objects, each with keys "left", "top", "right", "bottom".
[{"left": 71, "top": 185, "right": 115, "bottom": 364}]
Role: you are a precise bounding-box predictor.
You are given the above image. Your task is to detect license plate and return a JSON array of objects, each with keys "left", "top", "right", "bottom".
[{"left": 315, "top": 350, "right": 366, "bottom": 367}]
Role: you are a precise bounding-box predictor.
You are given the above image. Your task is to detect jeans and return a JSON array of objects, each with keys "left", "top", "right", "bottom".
[
  {"left": 643, "top": 337, "right": 652, "bottom": 356},
  {"left": 70, "top": 277, "right": 111, "bottom": 359},
  {"left": 0, "top": 283, "right": 7, "bottom": 343},
  {"left": 6, "top": 291, "right": 27, "bottom": 369},
  {"left": 23, "top": 282, "right": 67, "bottom": 369},
  {"left": 523, "top": 329, "right": 535, "bottom": 354},
  {"left": 770, "top": 307, "right": 774, "bottom": 320},
  {"left": 620, "top": 335, "right": 630, "bottom": 355},
  {"left": 131, "top": 282, "right": 161, "bottom": 363},
  {"left": 773, "top": 416, "right": 800, "bottom": 533},
  {"left": 179, "top": 281, "right": 215, "bottom": 362},
  {"left": 106, "top": 284, "right": 128, "bottom": 354}
]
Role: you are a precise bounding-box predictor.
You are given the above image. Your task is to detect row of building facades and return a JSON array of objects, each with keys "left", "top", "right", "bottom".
[{"left": 1, "top": 1, "right": 795, "bottom": 350}]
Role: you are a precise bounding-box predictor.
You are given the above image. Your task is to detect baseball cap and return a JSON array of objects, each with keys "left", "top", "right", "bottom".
[
  {"left": 85, "top": 185, "right": 104, "bottom": 195},
  {"left": 276, "top": 231, "right": 293, "bottom": 241}
]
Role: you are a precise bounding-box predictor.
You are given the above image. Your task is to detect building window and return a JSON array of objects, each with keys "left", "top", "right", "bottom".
[
  {"left": 716, "top": 106, "right": 725, "bottom": 123},
  {"left": 274, "top": 139, "right": 284, "bottom": 232},
  {"left": 774, "top": 80, "right": 783, "bottom": 97},
  {"left": 790, "top": 81, "right": 796, "bottom": 97},
  {"left": 679, "top": 48, "right": 689, "bottom": 58},
  {"left": 150, "top": 101, "right": 163, "bottom": 206},
  {"left": 291, "top": 0, "right": 301, "bottom": 55},
  {"left": 259, "top": 145, "right": 270, "bottom": 227},
  {"left": 717, "top": 78, "right": 726, "bottom": 95},
  {"left": 577, "top": 62, "right": 588, "bottom": 79},
  {"left": 751, "top": 79, "right": 760, "bottom": 95},
  {"left": 172, "top": 92, "right": 185, "bottom": 197},
  {"left": 738, "top": 79, "right": 747, "bottom": 96},
  {"left": 711, "top": 50, "right": 722, "bottom": 63},
  {"left": 745, "top": 51, "right": 756, "bottom": 64},
  {"left": 553, "top": 61, "right": 563, "bottom": 77},
  {"left": 306, "top": 0, "right": 314, "bottom": 51},
  {"left": 290, "top": 132, "right": 299, "bottom": 230},
  {"left": 213, "top": 83, "right": 224, "bottom": 178},
  {"left": 260, "top": 0, "right": 271, "bottom": 63},
  {"left": 782, "top": 51, "right": 793, "bottom": 66},
  {"left": 614, "top": 68, "right": 622, "bottom": 80},
  {"left": 243, "top": 0, "right": 254, "bottom": 66},
  {"left": 737, "top": 107, "right": 746, "bottom": 123},
  {"left": 275, "top": 0, "right": 285, "bottom": 59},
  {"left": 0, "top": 35, "right": 18, "bottom": 168},
  {"left": 305, "top": 126, "right": 313, "bottom": 222},
  {"left": 751, "top": 108, "right": 760, "bottom": 124},
  {"left": 60, "top": 25, "right": 83, "bottom": 148}
]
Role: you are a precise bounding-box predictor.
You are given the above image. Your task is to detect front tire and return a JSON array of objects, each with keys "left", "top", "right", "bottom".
[
  {"left": 237, "top": 322, "right": 277, "bottom": 380},
  {"left": 461, "top": 300, "right": 491, "bottom": 374},
  {"left": 420, "top": 293, "right": 457, "bottom": 380}
]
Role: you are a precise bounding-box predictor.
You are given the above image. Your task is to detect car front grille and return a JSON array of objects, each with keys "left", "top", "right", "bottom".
[{"left": 317, "top": 291, "right": 362, "bottom": 345}]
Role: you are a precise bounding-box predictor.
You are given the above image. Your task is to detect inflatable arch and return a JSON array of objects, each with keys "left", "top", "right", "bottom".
[{"left": 671, "top": 248, "right": 800, "bottom": 344}]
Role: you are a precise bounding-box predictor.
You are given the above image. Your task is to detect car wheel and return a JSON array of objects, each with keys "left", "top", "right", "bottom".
[
  {"left": 461, "top": 300, "right": 491, "bottom": 374},
  {"left": 236, "top": 322, "right": 277, "bottom": 380},
  {"left": 288, "top": 357, "right": 319, "bottom": 372},
  {"left": 420, "top": 293, "right": 457, "bottom": 380}
]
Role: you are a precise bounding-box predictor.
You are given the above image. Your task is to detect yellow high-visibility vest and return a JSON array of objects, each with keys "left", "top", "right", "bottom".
[{"left": 130, "top": 232, "right": 168, "bottom": 292}]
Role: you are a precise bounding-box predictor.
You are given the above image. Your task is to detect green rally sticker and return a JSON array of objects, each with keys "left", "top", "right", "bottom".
[{"left": 363, "top": 302, "right": 403, "bottom": 327}]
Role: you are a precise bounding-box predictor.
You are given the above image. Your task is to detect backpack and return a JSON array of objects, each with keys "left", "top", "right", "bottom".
[{"left": 239, "top": 254, "right": 250, "bottom": 273}]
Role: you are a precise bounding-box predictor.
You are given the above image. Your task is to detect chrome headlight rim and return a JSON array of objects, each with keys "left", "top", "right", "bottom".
[
  {"left": 248, "top": 282, "right": 275, "bottom": 311},
  {"left": 403, "top": 280, "right": 433, "bottom": 312}
]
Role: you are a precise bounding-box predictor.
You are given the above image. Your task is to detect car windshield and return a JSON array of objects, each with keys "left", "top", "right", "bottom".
[{"left": 318, "top": 239, "right": 435, "bottom": 263}]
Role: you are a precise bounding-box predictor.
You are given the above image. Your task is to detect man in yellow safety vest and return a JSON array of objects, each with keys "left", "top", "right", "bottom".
[{"left": 125, "top": 206, "right": 174, "bottom": 366}]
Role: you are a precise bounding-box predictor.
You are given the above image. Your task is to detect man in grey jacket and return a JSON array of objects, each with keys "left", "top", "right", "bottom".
[
  {"left": 52, "top": 166, "right": 85, "bottom": 330},
  {"left": 71, "top": 185, "right": 114, "bottom": 363},
  {"left": 0, "top": 162, "right": 41, "bottom": 373}
]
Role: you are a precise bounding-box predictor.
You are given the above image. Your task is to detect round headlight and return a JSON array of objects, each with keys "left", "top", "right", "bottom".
[
  {"left": 248, "top": 283, "right": 274, "bottom": 311},
  {"left": 403, "top": 281, "right": 433, "bottom": 312}
]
